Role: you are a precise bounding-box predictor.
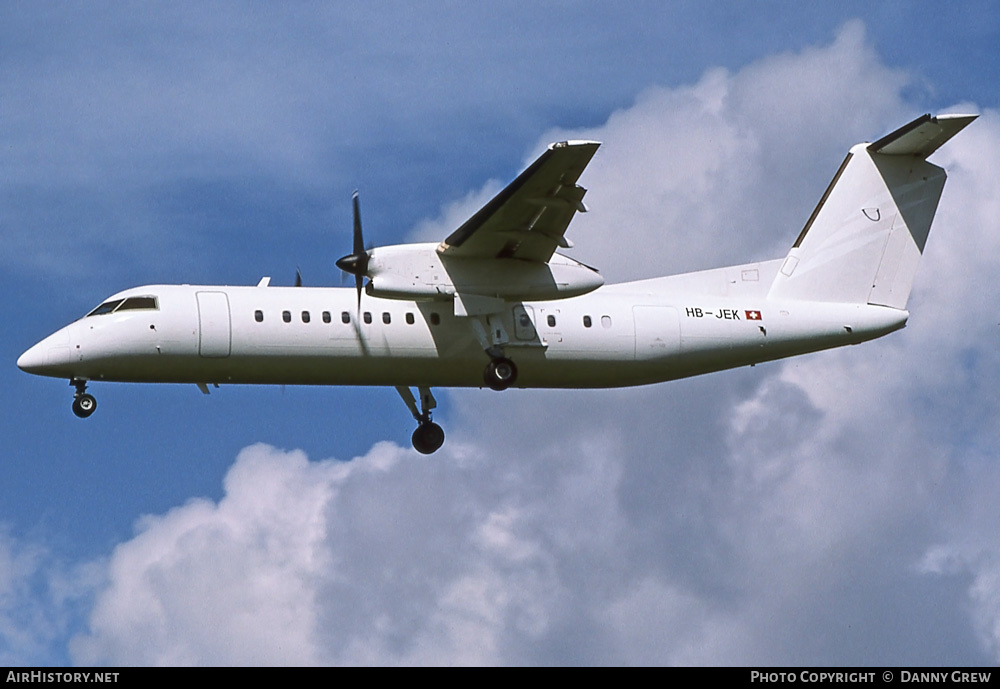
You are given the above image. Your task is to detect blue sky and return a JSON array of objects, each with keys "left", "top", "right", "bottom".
[{"left": 3, "top": 1, "right": 1000, "bottom": 665}]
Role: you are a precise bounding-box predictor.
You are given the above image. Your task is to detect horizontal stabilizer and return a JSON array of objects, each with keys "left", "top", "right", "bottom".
[
  {"left": 769, "top": 113, "right": 975, "bottom": 309},
  {"left": 868, "top": 113, "right": 978, "bottom": 158}
]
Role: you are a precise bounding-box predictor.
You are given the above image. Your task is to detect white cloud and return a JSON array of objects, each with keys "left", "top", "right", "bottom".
[
  {"left": 909, "top": 115, "right": 1000, "bottom": 653},
  {"left": 66, "top": 23, "right": 1000, "bottom": 665},
  {"left": 70, "top": 445, "right": 343, "bottom": 665},
  {"left": 0, "top": 530, "right": 52, "bottom": 664},
  {"left": 70, "top": 439, "right": 627, "bottom": 665},
  {"left": 0, "top": 528, "right": 100, "bottom": 665}
]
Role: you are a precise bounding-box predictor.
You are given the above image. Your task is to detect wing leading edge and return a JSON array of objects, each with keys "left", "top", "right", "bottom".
[{"left": 438, "top": 140, "right": 601, "bottom": 263}]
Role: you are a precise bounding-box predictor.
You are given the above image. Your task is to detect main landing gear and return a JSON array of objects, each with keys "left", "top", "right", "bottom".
[
  {"left": 71, "top": 379, "right": 97, "bottom": 418},
  {"left": 396, "top": 386, "right": 445, "bottom": 454},
  {"left": 470, "top": 316, "right": 518, "bottom": 392},
  {"left": 484, "top": 356, "right": 518, "bottom": 391}
]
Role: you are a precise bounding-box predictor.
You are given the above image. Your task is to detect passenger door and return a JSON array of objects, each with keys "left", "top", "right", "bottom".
[{"left": 196, "top": 291, "right": 232, "bottom": 358}]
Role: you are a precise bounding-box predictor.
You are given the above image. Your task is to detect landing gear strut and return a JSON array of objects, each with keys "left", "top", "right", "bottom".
[
  {"left": 70, "top": 379, "right": 97, "bottom": 418},
  {"left": 396, "top": 386, "right": 445, "bottom": 454}
]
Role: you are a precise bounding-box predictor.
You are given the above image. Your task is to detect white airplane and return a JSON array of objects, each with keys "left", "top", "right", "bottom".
[{"left": 18, "top": 113, "right": 976, "bottom": 454}]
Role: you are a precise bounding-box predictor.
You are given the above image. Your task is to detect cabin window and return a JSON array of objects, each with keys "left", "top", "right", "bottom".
[
  {"left": 382, "top": 312, "right": 391, "bottom": 324},
  {"left": 301, "top": 311, "right": 310, "bottom": 323},
  {"left": 430, "top": 312, "right": 440, "bottom": 326},
  {"left": 342, "top": 311, "right": 351, "bottom": 324},
  {"left": 322, "top": 311, "right": 331, "bottom": 323},
  {"left": 282, "top": 310, "right": 291, "bottom": 323},
  {"left": 254, "top": 310, "right": 264, "bottom": 323},
  {"left": 405, "top": 312, "right": 415, "bottom": 325},
  {"left": 583, "top": 315, "right": 592, "bottom": 328},
  {"left": 547, "top": 315, "right": 556, "bottom": 327},
  {"left": 363, "top": 312, "right": 372, "bottom": 324},
  {"left": 601, "top": 315, "right": 612, "bottom": 329}
]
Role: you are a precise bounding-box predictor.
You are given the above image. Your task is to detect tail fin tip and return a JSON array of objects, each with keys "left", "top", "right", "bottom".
[{"left": 868, "top": 113, "right": 978, "bottom": 158}]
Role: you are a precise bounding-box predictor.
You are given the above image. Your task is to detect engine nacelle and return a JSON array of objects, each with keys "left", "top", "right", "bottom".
[{"left": 363, "top": 243, "right": 604, "bottom": 302}]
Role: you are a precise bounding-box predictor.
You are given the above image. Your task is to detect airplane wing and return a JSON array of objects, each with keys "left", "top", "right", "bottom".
[{"left": 438, "top": 140, "right": 601, "bottom": 263}]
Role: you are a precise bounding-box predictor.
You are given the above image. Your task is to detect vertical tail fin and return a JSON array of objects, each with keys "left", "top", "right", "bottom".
[{"left": 769, "top": 114, "right": 977, "bottom": 308}]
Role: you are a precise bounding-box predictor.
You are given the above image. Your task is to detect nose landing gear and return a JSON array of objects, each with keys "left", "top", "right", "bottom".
[
  {"left": 411, "top": 420, "right": 445, "bottom": 455},
  {"left": 70, "top": 379, "right": 97, "bottom": 418},
  {"left": 396, "top": 386, "right": 445, "bottom": 454}
]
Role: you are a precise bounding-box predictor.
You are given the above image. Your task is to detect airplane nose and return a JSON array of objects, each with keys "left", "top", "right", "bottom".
[
  {"left": 17, "top": 343, "right": 47, "bottom": 373},
  {"left": 17, "top": 330, "right": 74, "bottom": 377}
]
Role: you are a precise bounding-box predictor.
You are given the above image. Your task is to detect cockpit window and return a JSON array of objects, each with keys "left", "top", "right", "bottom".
[
  {"left": 116, "top": 296, "right": 158, "bottom": 311},
  {"left": 86, "top": 296, "right": 158, "bottom": 317},
  {"left": 87, "top": 299, "right": 124, "bottom": 317}
]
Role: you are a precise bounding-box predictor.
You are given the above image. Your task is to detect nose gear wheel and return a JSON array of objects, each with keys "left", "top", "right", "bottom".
[
  {"left": 411, "top": 421, "right": 445, "bottom": 455},
  {"left": 70, "top": 379, "right": 97, "bottom": 418}
]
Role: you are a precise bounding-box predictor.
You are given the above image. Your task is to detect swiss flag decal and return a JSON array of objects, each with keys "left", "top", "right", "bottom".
[{"left": 745, "top": 310, "right": 762, "bottom": 321}]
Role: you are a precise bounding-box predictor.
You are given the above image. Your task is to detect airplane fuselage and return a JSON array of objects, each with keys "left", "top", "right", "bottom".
[{"left": 18, "top": 258, "right": 907, "bottom": 391}]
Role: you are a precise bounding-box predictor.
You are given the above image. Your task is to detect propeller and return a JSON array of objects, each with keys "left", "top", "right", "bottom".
[
  {"left": 335, "top": 191, "right": 370, "bottom": 308},
  {"left": 294, "top": 267, "right": 302, "bottom": 287}
]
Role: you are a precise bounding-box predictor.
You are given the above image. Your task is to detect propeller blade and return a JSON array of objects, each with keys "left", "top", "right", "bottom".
[
  {"left": 294, "top": 267, "right": 302, "bottom": 287},
  {"left": 352, "top": 190, "right": 364, "bottom": 258},
  {"left": 335, "top": 190, "right": 370, "bottom": 309},
  {"left": 352, "top": 191, "right": 364, "bottom": 308}
]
